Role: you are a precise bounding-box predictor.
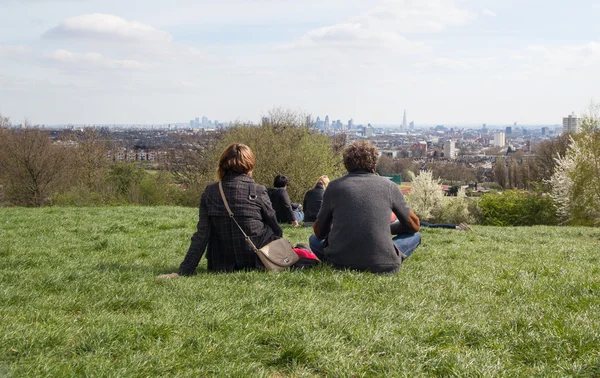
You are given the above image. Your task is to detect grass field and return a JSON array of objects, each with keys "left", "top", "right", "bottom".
[{"left": 1, "top": 207, "right": 600, "bottom": 377}]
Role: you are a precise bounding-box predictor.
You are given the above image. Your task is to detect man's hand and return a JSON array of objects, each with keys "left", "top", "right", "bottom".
[
  {"left": 408, "top": 210, "right": 421, "bottom": 232},
  {"left": 291, "top": 220, "right": 300, "bottom": 227},
  {"left": 157, "top": 273, "right": 180, "bottom": 279}
]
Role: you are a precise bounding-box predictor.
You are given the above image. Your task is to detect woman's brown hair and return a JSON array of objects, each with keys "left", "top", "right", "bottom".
[{"left": 217, "top": 143, "right": 256, "bottom": 180}]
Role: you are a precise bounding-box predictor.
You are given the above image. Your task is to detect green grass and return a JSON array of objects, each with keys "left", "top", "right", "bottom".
[{"left": 1, "top": 207, "right": 600, "bottom": 377}]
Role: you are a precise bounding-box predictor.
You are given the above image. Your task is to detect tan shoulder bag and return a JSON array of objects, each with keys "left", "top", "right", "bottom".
[{"left": 218, "top": 181, "right": 299, "bottom": 271}]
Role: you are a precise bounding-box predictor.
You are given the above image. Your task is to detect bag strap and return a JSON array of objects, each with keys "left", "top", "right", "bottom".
[{"left": 218, "top": 181, "right": 259, "bottom": 252}]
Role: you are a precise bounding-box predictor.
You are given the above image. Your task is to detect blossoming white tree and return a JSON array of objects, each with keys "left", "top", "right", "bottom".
[{"left": 549, "top": 102, "right": 600, "bottom": 225}]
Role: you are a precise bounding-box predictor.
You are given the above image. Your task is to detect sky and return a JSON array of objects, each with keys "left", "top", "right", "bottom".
[{"left": 0, "top": 0, "right": 599, "bottom": 125}]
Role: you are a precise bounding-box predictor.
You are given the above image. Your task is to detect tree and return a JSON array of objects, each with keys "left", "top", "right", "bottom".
[
  {"left": 493, "top": 157, "right": 508, "bottom": 189},
  {"left": 533, "top": 134, "right": 571, "bottom": 185},
  {"left": 376, "top": 155, "right": 394, "bottom": 176},
  {"left": 70, "top": 128, "right": 111, "bottom": 191},
  {"left": 0, "top": 127, "right": 70, "bottom": 206},
  {"left": 508, "top": 159, "right": 520, "bottom": 189},
  {"left": 164, "top": 130, "right": 225, "bottom": 206},
  {"left": 0, "top": 113, "right": 10, "bottom": 128},
  {"left": 405, "top": 170, "right": 445, "bottom": 221},
  {"left": 215, "top": 113, "right": 344, "bottom": 202},
  {"left": 550, "top": 102, "right": 600, "bottom": 225}
]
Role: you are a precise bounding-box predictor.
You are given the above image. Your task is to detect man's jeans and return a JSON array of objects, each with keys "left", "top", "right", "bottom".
[
  {"left": 293, "top": 210, "right": 304, "bottom": 223},
  {"left": 309, "top": 232, "right": 421, "bottom": 261}
]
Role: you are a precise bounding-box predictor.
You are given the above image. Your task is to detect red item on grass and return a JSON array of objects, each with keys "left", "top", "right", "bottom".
[{"left": 293, "top": 247, "right": 319, "bottom": 260}]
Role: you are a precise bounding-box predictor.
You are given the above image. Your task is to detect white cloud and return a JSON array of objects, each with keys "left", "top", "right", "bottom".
[
  {"left": 47, "top": 49, "right": 147, "bottom": 71},
  {"left": 281, "top": 0, "right": 473, "bottom": 51},
  {"left": 43, "top": 13, "right": 172, "bottom": 44},
  {"left": 523, "top": 42, "right": 600, "bottom": 70},
  {"left": 482, "top": 8, "right": 497, "bottom": 17},
  {"left": 361, "top": 0, "right": 476, "bottom": 33},
  {"left": 415, "top": 57, "right": 472, "bottom": 71},
  {"left": 284, "top": 22, "right": 426, "bottom": 51},
  {"left": 0, "top": 44, "right": 31, "bottom": 59}
]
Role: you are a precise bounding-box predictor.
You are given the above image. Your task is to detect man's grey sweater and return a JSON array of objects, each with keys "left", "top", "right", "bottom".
[{"left": 316, "top": 170, "right": 413, "bottom": 273}]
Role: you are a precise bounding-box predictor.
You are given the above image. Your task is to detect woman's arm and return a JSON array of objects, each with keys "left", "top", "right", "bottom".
[
  {"left": 260, "top": 186, "right": 283, "bottom": 237},
  {"left": 177, "top": 192, "right": 211, "bottom": 276}
]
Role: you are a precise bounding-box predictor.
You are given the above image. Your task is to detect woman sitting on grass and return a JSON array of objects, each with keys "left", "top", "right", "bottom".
[
  {"left": 302, "top": 175, "right": 329, "bottom": 227},
  {"left": 158, "top": 143, "right": 283, "bottom": 278}
]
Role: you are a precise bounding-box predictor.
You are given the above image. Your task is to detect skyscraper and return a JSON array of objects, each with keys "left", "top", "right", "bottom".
[
  {"left": 494, "top": 132, "right": 506, "bottom": 147},
  {"left": 409, "top": 121, "right": 414, "bottom": 130},
  {"left": 563, "top": 112, "right": 579, "bottom": 133},
  {"left": 402, "top": 110, "right": 408, "bottom": 130},
  {"left": 325, "top": 115, "right": 330, "bottom": 128},
  {"left": 444, "top": 140, "right": 457, "bottom": 159}
]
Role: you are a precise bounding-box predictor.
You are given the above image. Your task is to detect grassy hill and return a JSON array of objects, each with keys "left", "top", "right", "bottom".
[{"left": 1, "top": 207, "right": 599, "bottom": 377}]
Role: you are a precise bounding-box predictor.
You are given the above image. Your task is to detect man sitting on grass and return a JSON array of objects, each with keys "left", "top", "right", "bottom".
[
  {"left": 268, "top": 174, "right": 304, "bottom": 227},
  {"left": 309, "top": 141, "right": 421, "bottom": 273}
]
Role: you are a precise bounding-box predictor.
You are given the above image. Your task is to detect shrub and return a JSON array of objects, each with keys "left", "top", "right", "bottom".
[
  {"left": 439, "top": 187, "right": 474, "bottom": 224},
  {"left": 52, "top": 186, "right": 106, "bottom": 206},
  {"left": 479, "top": 190, "right": 557, "bottom": 226},
  {"left": 405, "top": 171, "right": 445, "bottom": 222}
]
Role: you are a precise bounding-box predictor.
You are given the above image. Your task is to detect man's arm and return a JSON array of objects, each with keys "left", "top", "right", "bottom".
[
  {"left": 390, "top": 184, "right": 420, "bottom": 234},
  {"left": 314, "top": 186, "right": 333, "bottom": 239}
]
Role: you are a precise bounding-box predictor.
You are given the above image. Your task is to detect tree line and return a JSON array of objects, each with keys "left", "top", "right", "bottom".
[{"left": 0, "top": 109, "right": 344, "bottom": 207}]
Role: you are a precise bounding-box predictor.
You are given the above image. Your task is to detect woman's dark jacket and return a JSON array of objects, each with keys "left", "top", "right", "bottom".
[
  {"left": 178, "top": 173, "right": 282, "bottom": 274},
  {"left": 303, "top": 184, "right": 325, "bottom": 222}
]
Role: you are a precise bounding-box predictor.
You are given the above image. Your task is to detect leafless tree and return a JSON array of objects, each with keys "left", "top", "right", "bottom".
[
  {"left": 493, "top": 157, "right": 508, "bottom": 189},
  {"left": 0, "top": 126, "right": 70, "bottom": 206},
  {"left": 70, "top": 128, "right": 111, "bottom": 190}
]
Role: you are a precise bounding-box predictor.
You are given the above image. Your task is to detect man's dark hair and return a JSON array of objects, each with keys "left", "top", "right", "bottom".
[{"left": 273, "top": 174, "right": 290, "bottom": 188}]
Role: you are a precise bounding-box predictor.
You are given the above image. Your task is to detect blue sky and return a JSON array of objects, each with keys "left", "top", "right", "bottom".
[{"left": 0, "top": 0, "right": 599, "bottom": 125}]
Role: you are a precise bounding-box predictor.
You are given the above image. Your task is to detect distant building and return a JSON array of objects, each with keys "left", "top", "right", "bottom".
[
  {"left": 402, "top": 110, "right": 408, "bottom": 130},
  {"left": 324, "top": 115, "right": 330, "bottom": 128},
  {"left": 542, "top": 127, "right": 549, "bottom": 136},
  {"left": 348, "top": 119, "right": 354, "bottom": 130},
  {"left": 409, "top": 121, "right": 414, "bottom": 130},
  {"left": 494, "top": 132, "right": 506, "bottom": 147},
  {"left": 505, "top": 126, "right": 512, "bottom": 135},
  {"left": 563, "top": 112, "right": 579, "bottom": 133},
  {"left": 444, "top": 140, "right": 457, "bottom": 159}
]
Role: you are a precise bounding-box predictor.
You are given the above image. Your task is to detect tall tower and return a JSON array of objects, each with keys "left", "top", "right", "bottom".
[
  {"left": 563, "top": 112, "right": 579, "bottom": 134},
  {"left": 402, "top": 110, "right": 408, "bottom": 130}
]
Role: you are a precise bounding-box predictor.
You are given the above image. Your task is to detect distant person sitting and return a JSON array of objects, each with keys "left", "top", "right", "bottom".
[
  {"left": 390, "top": 213, "right": 472, "bottom": 231},
  {"left": 309, "top": 141, "right": 421, "bottom": 273},
  {"left": 268, "top": 174, "right": 304, "bottom": 227},
  {"left": 302, "top": 175, "right": 330, "bottom": 226}
]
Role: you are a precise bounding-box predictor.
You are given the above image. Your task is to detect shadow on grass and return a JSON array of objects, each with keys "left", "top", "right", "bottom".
[{"left": 96, "top": 262, "right": 183, "bottom": 275}]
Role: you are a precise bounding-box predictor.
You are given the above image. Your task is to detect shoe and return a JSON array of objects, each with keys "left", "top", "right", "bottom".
[
  {"left": 294, "top": 243, "right": 311, "bottom": 252},
  {"left": 458, "top": 223, "right": 472, "bottom": 231}
]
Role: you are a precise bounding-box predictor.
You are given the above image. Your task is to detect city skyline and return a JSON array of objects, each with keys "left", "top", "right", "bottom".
[{"left": 1, "top": 0, "right": 599, "bottom": 125}]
